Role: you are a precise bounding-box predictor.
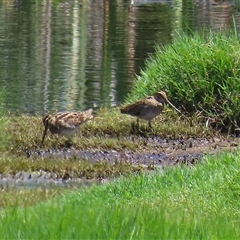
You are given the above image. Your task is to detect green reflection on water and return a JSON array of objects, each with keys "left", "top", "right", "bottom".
[{"left": 0, "top": 0, "right": 239, "bottom": 115}]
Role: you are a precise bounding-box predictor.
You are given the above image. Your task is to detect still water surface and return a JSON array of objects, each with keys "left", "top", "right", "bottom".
[{"left": 0, "top": 0, "right": 240, "bottom": 115}]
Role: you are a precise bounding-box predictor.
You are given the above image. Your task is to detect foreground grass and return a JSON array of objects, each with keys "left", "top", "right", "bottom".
[
  {"left": 0, "top": 188, "right": 68, "bottom": 208},
  {"left": 0, "top": 151, "right": 239, "bottom": 239}
]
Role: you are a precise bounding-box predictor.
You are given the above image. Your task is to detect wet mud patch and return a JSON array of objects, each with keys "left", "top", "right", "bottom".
[
  {"left": 2, "top": 136, "right": 238, "bottom": 189},
  {"left": 0, "top": 171, "right": 100, "bottom": 189},
  {"left": 27, "top": 136, "right": 239, "bottom": 167},
  {"left": 27, "top": 147, "right": 204, "bottom": 167}
]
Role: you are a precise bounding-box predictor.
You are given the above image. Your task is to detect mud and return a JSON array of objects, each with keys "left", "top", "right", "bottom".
[
  {"left": 1, "top": 136, "right": 238, "bottom": 189},
  {"left": 27, "top": 136, "right": 239, "bottom": 166},
  {"left": 0, "top": 171, "right": 100, "bottom": 189}
]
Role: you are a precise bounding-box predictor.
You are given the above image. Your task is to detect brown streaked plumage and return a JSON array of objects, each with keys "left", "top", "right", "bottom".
[
  {"left": 41, "top": 108, "right": 93, "bottom": 145},
  {"left": 120, "top": 91, "right": 181, "bottom": 128}
]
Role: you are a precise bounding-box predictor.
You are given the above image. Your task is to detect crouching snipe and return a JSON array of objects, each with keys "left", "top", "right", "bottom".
[
  {"left": 41, "top": 108, "right": 94, "bottom": 145},
  {"left": 120, "top": 91, "right": 181, "bottom": 128}
]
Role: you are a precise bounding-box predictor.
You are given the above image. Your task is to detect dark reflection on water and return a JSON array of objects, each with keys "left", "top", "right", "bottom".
[{"left": 0, "top": 0, "right": 239, "bottom": 115}]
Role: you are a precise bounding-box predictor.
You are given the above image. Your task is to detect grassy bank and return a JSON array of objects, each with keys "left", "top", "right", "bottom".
[
  {"left": 0, "top": 107, "right": 219, "bottom": 208},
  {"left": 4, "top": 108, "right": 209, "bottom": 151},
  {"left": 0, "top": 108, "right": 214, "bottom": 176},
  {"left": 0, "top": 151, "right": 239, "bottom": 239}
]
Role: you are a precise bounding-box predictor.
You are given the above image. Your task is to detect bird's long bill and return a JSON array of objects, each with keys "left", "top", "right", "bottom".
[
  {"left": 166, "top": 99, "right": 181, "bottom": 114},
  {"left": 41, "top": 123, "right": 49, "bottom": 146}
]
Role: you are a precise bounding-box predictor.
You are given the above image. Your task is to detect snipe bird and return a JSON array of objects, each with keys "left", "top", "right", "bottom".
[
  {"left": 41, "top": 108, "right": 94, "bottom": 145},
  {"left": 120, "top": 91, "right": 181, "bottom": 128}
]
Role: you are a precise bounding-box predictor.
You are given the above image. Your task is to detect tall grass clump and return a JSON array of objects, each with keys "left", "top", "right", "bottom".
[{"left": 125, "top": 30, "right": 240, "bottom": 132}]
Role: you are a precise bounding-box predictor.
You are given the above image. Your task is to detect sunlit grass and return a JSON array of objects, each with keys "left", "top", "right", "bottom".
[
  {"left": 0, "top": 188, "right": 68, "bottom": 208},
  {"left": 3, "top": 108, "right": 214, "bottom": 152},
  {"left": 0, "top": 150, "right": 239, "bottom": 239},
  {"left": 0, "top": 155, "right": 143, "bottom": 181}
]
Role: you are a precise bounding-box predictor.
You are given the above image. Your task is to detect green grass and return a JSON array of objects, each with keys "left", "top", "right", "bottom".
[
  {"left": 0, "top": 150, "right": 239, "bottom": 239},
  {"left": 0, "top": 107, "right": 228, "bottom": 209},
  {"left": 0, "top": 107, "right": 223, "bottom": 214},
  {"left": 3, "top": 108, "right": 213, "bottom": 152},
  {"left": 0, "top": 108, "right": 216, "bottom": 182},
  {"left": 0, "top": 156, "right": 143, "bottom": 179},
  {"left": 124, "top": 30, "right": 240, "bottom": 132},
  {"left": 0, "top": 188, "right": 68, "bottom": 208}
]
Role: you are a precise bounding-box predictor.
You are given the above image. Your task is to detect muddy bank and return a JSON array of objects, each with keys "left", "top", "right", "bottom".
[
  {"left": 1, "top": 136, "right": 238, "bottom": 189},
  {"left": 27, "top": 136, "right": 239, "bottom": 166}
]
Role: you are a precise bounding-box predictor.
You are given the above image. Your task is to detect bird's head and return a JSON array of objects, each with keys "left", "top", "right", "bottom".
[{"left": 154, "top": 90, "right": 181, "bottom": 114}]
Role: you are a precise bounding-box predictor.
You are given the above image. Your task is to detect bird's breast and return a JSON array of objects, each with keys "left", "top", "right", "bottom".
[{"left": 49, "top": 125, "right": 77, "bottom": 137}]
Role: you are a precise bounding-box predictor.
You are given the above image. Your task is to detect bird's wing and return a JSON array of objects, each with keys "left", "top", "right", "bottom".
[
  {"left": 57, "top": 112, "right": 93, "bottom": 128},
  {"left": 54, "top": 112, "right": 78, "bottom": 128},
  {"left": 122, "top": 98, "right": 157, "bottom": 116}
]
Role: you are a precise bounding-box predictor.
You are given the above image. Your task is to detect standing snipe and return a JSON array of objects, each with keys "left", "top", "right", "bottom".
[
  {"left": 41, "top": 108, "right": 94, "bottom": 145},
  {"left": 120, "top": 91, "right": 181, "bottom": 128}
]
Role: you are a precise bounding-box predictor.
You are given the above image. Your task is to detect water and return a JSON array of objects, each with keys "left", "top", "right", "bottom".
[{"left": 0, "top": 0, "right": 240, "bottom": 115}]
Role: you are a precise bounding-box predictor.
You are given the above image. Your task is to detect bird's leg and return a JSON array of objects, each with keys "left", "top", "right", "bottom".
[
  {"left": 136, "top": 118, "right": 139, "bottom": 127},
  {"left": 64, "top": 138, "right": 73, "bottom": 148},
  {"left": 41, "top": 122, "right": 49, "bottom": 146},
  {"left": 131, "top": 118, "right": 139, "bottom": 132},
  {"left": 148, "top": 120, "right": 152, "bottom": 129}
]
